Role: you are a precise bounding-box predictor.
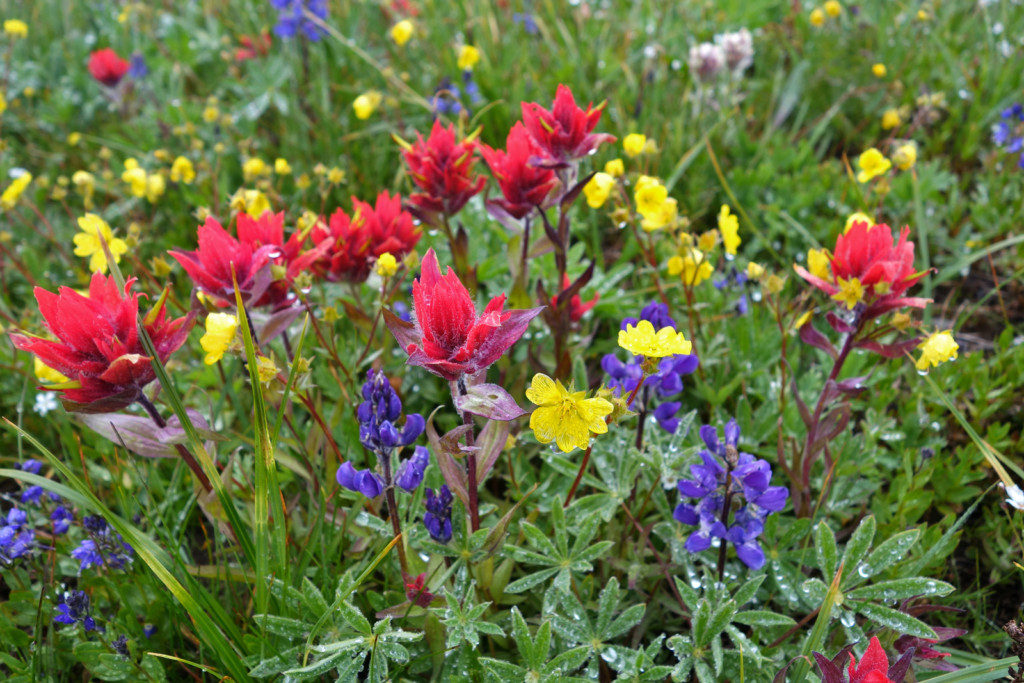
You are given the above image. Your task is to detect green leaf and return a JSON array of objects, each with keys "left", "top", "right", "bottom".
[
  {"left": 730, "top": 611, "right": 797, "bottom": 627},
  {"left": 855, "top": 602, "right": 937, "bottom": 639},
  {"left": 847, "top": 577, "right": 954, "bottom": 602},
  {"left": 252, "top": 614, "right": 309, "bottom": 638},
  {"left": 505, "top": 567, "right": 560, "bottom": 594},
  {"left": 814, "top": 520, "right": 837, "bottom": 578},
  {"left": 338, "top": 600, "right": 372, "bottom": 635},
  {"left": 732, "top": 574, "right": 766, "bottom": 607},
  {"left": 839, "top": 515, "right": 876, "bottom": 587},
  {"left": 858, "top": 529, "right": 920, "bottom": 580},
  {"left": 698, "top": 600, "right": 737, "bottom": 648}
]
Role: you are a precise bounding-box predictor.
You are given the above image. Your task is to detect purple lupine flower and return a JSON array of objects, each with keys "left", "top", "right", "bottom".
[
  {"left": 462, "top": 71, "right": 482, "bottom": 105},
  {"left": 513, "top": 13, "right": 539, "bottom": 35},
  {"left": 393, "top": 300, "right": 412, "bottom": 323},
  {"left": 54, "top": 590, "right": 96, "bottom": 631},
  {"left": 270, "top": 0, "right": 328, "bottom": 41},
  {"left": 424, "top": 486, "right": 453, "bottom": 543},
  {"left": 602, "top": 301, "right": 699, "bottom": 435},
  {"left": 19, "top": 460, "right": 43, "bottom": 474},
  {"left": 430, "top": 78, "right": 465, "bottom": 117},
  {"left": 128, "top": 53, "right": 148, "bottom": 79},
  {"left": 673, "top": 419, "right": 787, "bottom": 570},
  {"left": 143, "top": 624, "right": 157, "bottom": 638},
  {"left": 395, "top": 446, "right": 430, "bottom": 492},
  {"left": 20, "top": 486, "right": 44, "bottom": 504},
  {"left": 336, "top": 461, "right": 385, "bottom": 498},
  {"left": 993, "top": 103, "right": 1024, "bottom": 169},
  {"left": 714, "top": 267, "right": 754, "bottom": 315},
  {"left": 51, "top": 506, "right": 73, "bottom": 535}
]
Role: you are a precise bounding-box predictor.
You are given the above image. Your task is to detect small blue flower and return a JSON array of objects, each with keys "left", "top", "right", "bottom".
[
  {"left": 270, "top": 0, "right": 328, "bottom": 41},
  {"left": 143, "top": 624, "right": 157, "bottom": 638},
  {"left": 51, "top": 506, "right": 73, "bottom": 535},
  {"left": 18, "top": 460, "right": 43, "bottom": 474},
  {"left": 336, "top": 462, "right": 384, "bottom": 498},
  {"left": 54, "top": 590, "right": 96, "bottom": 631},
  {"left": 20, "top": 485, "right": 43, "bottom": 505},
  {"left": 394, "top": 446, "right": 430, "bottom": 492},
  {"left": 513, "top": 12, "right": 539, "bottom": 35},
  {"left": 72, "top": 516, "right": 134, "bottom": 572},
  {"left": 424, "top": 486, "right": 453, "bottom": 543},
  {"left": 128, "top": 53, "right": 148, "bottom": 79}
]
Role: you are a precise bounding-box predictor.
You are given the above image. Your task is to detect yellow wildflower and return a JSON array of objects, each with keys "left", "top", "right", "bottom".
[
  {"left": 457, "top": 45, "right": 480, "bottom": 71},
  {"left": 618, "top": 319, "right": 693, "bottom": 358},
  {"left": 390, "top": 19, "right": 414, "bottom": 46},
  {"left": 327, "top": 167, "right": 345, "bottom": 184},
  {"left": 891, "top": 311, "right": 912, "bottom": 331},
  {"left": 583, "top": 172, "right": 615, "bottom": 208},
  {"left": 881, "top": 108, "right": 901, "bottom": 130},
  {"left": 764, "top": 273, "right": 786, "bottom": 294},
  {"left": 697, "top": 230, "right": 718, "bottom": 252},
  {"left": 121, "top": 165, "right": 148, "bottom": 197},
  {"left": 145, "top": 173, "right": 166, "bottom": 203},
  {"left": 243, "top": 157, "right": 269, "bottom": 182},
  {"left": 872, "top": 63, "right": 887, "bottom": 78},
  {"left": 4, "top": 19, "right": 27, "bottom": 38},
  {"left": 256, "top": 355, "right": 279, "bottom": 384},
  {"left": 200, "top": 313, "right": 238, "bottom": 365},
  {"left": 794, "top": 310, "right": 813, "bottom": 329},
  {"left": 170, "top": 156, "right": 196, "bottom": 184},
  {"left": 202, "top": 105, "right": 219, "bottom": 123},
  {"left": 718, "top": 204, "right": 740, "bottom": 255},
  {"left": 296, "top": 173, "right": 312, "bottom": 190},
  {"left": 525, "top": 373, "right": 613, "bottom": 453},
  {"left": 832, "top": 276, "right": 864, "bottom": 309},
  {"left": 642, "top": 197, "right": 677, "bottom": 231},
  {"left": 231, "top": 188, "right": 271, "bottom": 218},
  {"left": 72, "top": 171, "right": 96, "bottom": 209},
  {"left": 274, "top": 158, "right": 292, "bottom": 175},
  {"left": 0, "top": 92, "right": 6, "bottom": 114},
  {"left": 893, "top": 142, "right": 917, "bottom": 170},
  {"left": 746, "top": 262, "right": 765, "bottom": 279},
  {"left": 604, "top": 158, "right": 625, "bottom": 177},
  {"left": 824, "top": 0, "right": 842, "bottom": 17},
  {"left": 806, "top": 248, "right": 832, "bottom": 281},
  {"left": 34, "top": 357, "right": 69, "bottom": 385},
  {"left": 623, "top": 133, "right": 647, "bottom": 158},
  {"left": 810, "top": 8, "right": 826, "bottom": 26},
  {"left": 353, "top": 91, "right": 383, "bottom": 120},
  {"left": 667, "top": 248, "right": 714, "bottom": 286},
  {"left": 914, "top": 331, "right": 958, "bottom": 372},
  {"left": 634, "top": 176, "right": 676, "bottom": 230},
  {"left": 856, "top": 148, "right": 891, "bottom": 183},
  {"left": 1, "top": 172, "right": 32, "bottom": 209},
  {"left": 73, "top": 213, "right": 128, "bottom": 273},
  {"left": 375, "top": 252, "right": 398, "bottom": 277},
  {"left": 844, "top": 212, "right": 874, "bottom": 233}
]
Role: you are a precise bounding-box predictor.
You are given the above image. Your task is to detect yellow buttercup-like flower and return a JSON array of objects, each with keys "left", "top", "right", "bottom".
[
  {"left": 231, "top": 188, "right": 271, "bottom": 218},
  {"left": 72, "top": 171, "right": 96, "bottom": 208},
  {"left": 832, "top": 276, "right": 864, "bottom": 310},
  {"left": 200, "top": 313, "right": 238, "bottom": 365},
  {"left": 881, "top": 108, "right": 901, "bottom": 130},
  {"left": 73, "top": 213, "right": 128, "bottom": 273},
  {"left": 856, "top": 148, "right": 891, "bottom": 183},
  {"left": 809, "top": 8, "right": 826, "bottom": 26},
  {"left": 844, "top": 212, "right": 874, "bottom": 233},
  {"left": 457, "top": 45, "right": 480, "bottom": 71},
  {"left": 807, "top": 248, "right": 832, "bottom": 281},
  {"left": 145, "top": 173, "right": 166, "bottom": 203},
  {"left": 390, "top": 19, "right": 414, "bottom": 46},
  {"left": 4, "top": 19, "right": 28, "bottom": 38},
  {"left": 618, "top": 320, "right": 692, "bottom": 358},
  {"left": 243, "top": 157, "right": 269, "bottom": 182},
  {"left": 718, "top": 204, "right": 740, "bottom": 255},
  {"left": 525, "top": 374, "right": 613, "bottom": 453},
  {"left": 824, "top": 0, "right": 842, "bottom": 17},
  {"left": 583, "top": 172, "right": 615, "bottom": 208},
  {"left": 872, "top": 63, "right": 887, "bottom": 78},
  {"left": 170, "top": 156, "right": 195, "bottom": 184},
  {"left": 623, "top": 133, "right": 647, "bottom": 157},
  {"left": 34, "top": 357, "right": 69, "bottom": 385},
  {"left": 604, "top": 158, "right": 625, "bottom": 177},
  {"left": 1, "top": 172, "right": 32, "bottom": 209},
  {"left": 375, "top": 252, "right": 398, "bottom": 277},
  {"left": 893, "top": 142, "right": 917, "bottom": 171},
  {"left": 274, "top": 158, "right": 292, "bottom": 175},
  {"left": 915, "top": 331, "right": 958, "bottom": 372},
  {"left": 353, "top": 91, "right": 383, "bottom": 120},
  {"left": 668, "top": 248, "right": 714, "bottom": 286},
  {"left": 746, "top": 262, "right": 765, "bottom": 279}
]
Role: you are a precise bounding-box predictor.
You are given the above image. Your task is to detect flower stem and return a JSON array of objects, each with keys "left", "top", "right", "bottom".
[
  {"left": 379, "top": 450, "right": 411, "bottom": 580},
  {"left": 456, "top": 378, "right": 480, "bottom": 532},
  {"left": 137, "top": 394, "right": 212, "bottom": 493},
  {"left": 563, "top": 446, "right": 591, "bottom": 508},
  {"left": 716, "top": 451, "right": 738, "bottom": 582}
]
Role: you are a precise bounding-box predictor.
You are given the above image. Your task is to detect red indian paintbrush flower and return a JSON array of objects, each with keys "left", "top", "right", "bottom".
[
  {"left": 384, "top": 248, "right": 543, "bottom": 381},
  {"left": 169, "top": 216, "right": 279, "bottom": 308},
  {"left": 520, "top": 84, "right": 616, "bottom": 166},
  {"left": 234, "top": 32, "right": 272, "bottom": 62},
  {"left": 479, "top": 121, "right": 558, "bottom": 220},
  {"left": 401, "top": 120, "right": 485, "bottom": 223},
  {"left": 813, "top": 635, "right": 913, "bottom": 683},
  {"left": 10, "top": 273, "right": 192, "bottom": 413},
  {"left": 311, "top": 191, "right": 421, "bottom": 283},
  {"left": 794, "top": 221, "right": 929, "bottom": 319},
  {"left": 88, "top": 48, "right": 130, "bottom": 87},
  {"left": 236, "top": 211, "right": 327, "bottom": 309},
  {"left": 551, "top": 273, "right": 600, "bottom": 322}
]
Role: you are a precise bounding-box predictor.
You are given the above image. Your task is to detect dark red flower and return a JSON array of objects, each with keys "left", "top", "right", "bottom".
[
  {"left": 847, "top": 637, "right": 894, "bottom": 683},
  {"left": 520, "top": 84, "right": 616, "bottom": 166},
  {"left": 794, "top": 221, "right": 929, "bottom": 318},
  {"left": 551, "top": 273, "right": 599, "bottom": 322},
  {"left": 894, "top": 627, "right": 965, "bottom": 672},
  {"left": 236, "top": 211, "right": 327, "bottom": 309},
  {"left": 480, "top": 121, "right": 558, "bottom": 220},
  {"left": 88, "top": 48, "right": 130, "bottom": 88},
  {"left": 384, "top": 248, "right": 542, "bottom": 381},
  {"left": 402, "top": 120, "right": 485, "bottom": 223},
  {"left": 310, "top": 191, "right": 421, "bottom": 283},
  {"left": 10, "top": 273, "right": 191, "bottom": 413},
  {"left": 168, "top": 216, "right": 278, "bottom": 308},
  {"left": 234, "top": 32, "right": 272, "bottom": 62},
  {"left": 404, "top": 573, "right": 434, "bottom": 607}
]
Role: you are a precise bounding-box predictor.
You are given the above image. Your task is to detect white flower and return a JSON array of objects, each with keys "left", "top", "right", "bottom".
[
  {"left": 688, "top": 42, "right": 726, "bottom": 83},
  {"left": 1003, "top": 483, "right": 1024, "bottom": 511},
  {"left": 33, "top": 392, "right": 58, "bottom": 416},
  {"left": 715, "top": 28, "right": 754, "bottom": 74}
]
